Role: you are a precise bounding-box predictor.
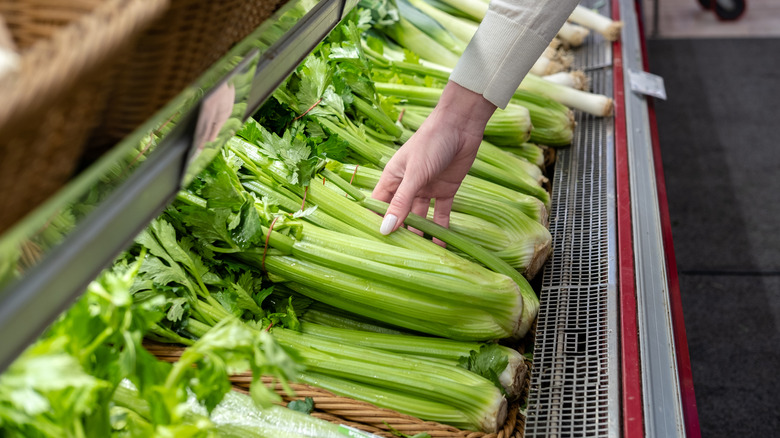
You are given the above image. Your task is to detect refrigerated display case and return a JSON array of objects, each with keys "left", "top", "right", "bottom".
[
  {"left": 526, "top": 1, "right": 699, "bottom": 436},
  {"left": 0, "top": 0, "right": 701, "bottom": 436}
]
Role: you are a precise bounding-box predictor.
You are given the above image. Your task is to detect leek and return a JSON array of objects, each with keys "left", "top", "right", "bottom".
[
  {"left": 364, "top": 12, "right": 613, "bottom": 117},
  {"left": 569, "top": 5, "right": 623, "bottom": 42},
  {"left": 557, "top": 21, "right": 590, "bottom": 47},
  {"left": 543, "top": 71, "right": 590, "bottom": 91},
  {"left": 530, "top": 55, "right": 564, "bottom": 76},
  {"left": 519, "top": 73, "right": 614, "bottom": 117}
]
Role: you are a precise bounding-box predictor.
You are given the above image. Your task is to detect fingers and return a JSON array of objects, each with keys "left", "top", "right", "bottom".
[
  {"left": 432, "top": 197, "right": 453, "bottom": 229},
  {"left": 371, "top": 163, "right": 397, "bottom": 203},
  {"left": 372, "top": 157, "right": 407, "bottom": 235},
  {"left": 371, "top": 151, "right": 405, "bottom": 204},
  {"left": 379, "top": 175, "right": 422, "bottom": 235},
  {"left": 408, "top": 196, "right": 432, "bottom": 237},
  {"left": 431, "top": 197, "right": 453, "bottom": 247}
]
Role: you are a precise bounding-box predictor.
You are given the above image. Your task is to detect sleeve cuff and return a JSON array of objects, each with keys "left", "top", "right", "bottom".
[{"left": 449, "top": 10, "right": 553, "bottom": 109}]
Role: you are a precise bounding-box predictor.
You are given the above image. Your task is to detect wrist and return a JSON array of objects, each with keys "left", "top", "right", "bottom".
[{"left": 433, "top": 81, "right": 497, "bottom": 135}]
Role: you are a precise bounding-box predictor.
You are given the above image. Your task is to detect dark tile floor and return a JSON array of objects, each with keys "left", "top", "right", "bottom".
[{"left": 647, "top": 38, "right": 780, "bottom": 437}]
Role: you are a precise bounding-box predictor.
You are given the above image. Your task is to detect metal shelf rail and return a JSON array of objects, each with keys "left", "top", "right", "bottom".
[
  {"left": 0, "top": 0, "right": 357, "bottom": 372},
  {"left": 524, "top": 0, "right": 619, "bottom": 435}
]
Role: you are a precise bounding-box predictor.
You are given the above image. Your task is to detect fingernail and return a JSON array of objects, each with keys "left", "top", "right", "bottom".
[{"left": 380, "top": 214, "right": 397, "bottom": 235}]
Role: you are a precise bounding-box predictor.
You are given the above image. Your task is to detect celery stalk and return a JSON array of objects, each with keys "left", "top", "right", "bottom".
[
  {"left": 290, "top": 226, "right": 524, "bottom": 311},
  {"left": 475, "top": 139, "right": 546, "bottom": 181},
  {"left": 320, "top": 169, "right": 540, "bottom": 336},
  {"left": 328, "top": 161, "right": 548, "bottom": 226},
  {"left": 257, "top": 255, "right": 520, "bottom": 340},
  {"left": 377, "top": 81, "right": 572, "bottom": 147},
  {"left": 327, "top": 181, "right": 551, "bottom": 275},
  {"left": 397, "top": 0, "right": 467, "bottom": 54},
  {"left": 299, "top": 302, "right": 410, "bottom": 335},
  {"left": 408, "top": 0, "right": 478, "bottom": 43},
  {"left": 351, "top": 95, "right": 403, "bottom": 138},
  {"left": 399, "top": 102, "right": 533, "bottom": 148},
  {"left": 300, "top": 321, "right": 527, "bottom": 397},
  {"left": 241, "top": 180, "right": 380, "bottom": 242},
  {"left": 500, "top": 142, "right": 546, "bottom": 167},
  {"left": 383, "top": 17, "right": 460, "bottom": 68},
  {"left": 272, "top": 327, "right": 507, "bottom": 432},
  {"left": 458, "top": 173, "right": 548, "bottom": 220},
  {"left": 434, "top": 0, "right": 487, "bottom": 21},
  {"left": 295, "top": 371, "right": 491, "bottom": 430}
]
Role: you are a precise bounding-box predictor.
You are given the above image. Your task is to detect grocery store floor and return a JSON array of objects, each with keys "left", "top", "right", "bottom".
[
  {"left": 642, "top": 0, "right": 780, "bottom": 38},
  {"left": 642, "top": 1, "right": 780, "bottom": 436}
]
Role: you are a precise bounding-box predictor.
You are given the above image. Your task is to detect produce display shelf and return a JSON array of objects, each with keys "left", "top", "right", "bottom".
[
  {"left": 525, "top": 0, "right": 699, "bottom": 437},
  {"left": 525, "top": 18, "right": 618, "bottom": 437},
  {"left": 0, "top": 0, "right": 701, "bottom": 436},
  {"left": 0, "top": 0, "right": 357, "bottom": 372}
]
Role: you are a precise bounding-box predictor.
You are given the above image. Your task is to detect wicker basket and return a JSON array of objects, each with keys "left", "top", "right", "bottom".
[
  {"left": 235, "top": 376, "right": 526, "bottom": 438},
  {"left": 147, "top": 342, "right": 530, "bottom": 438},
  {"left": 0, "top": 0, "right": 169, "bottom": 233},
  {"left": 88, "top": 0, "right": 289, "bottom": 153}
]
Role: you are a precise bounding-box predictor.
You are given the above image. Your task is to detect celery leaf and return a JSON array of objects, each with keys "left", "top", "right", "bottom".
[
  {"left": 236, "top": 120, "right": 262, "bottom": 144},
  {"left": 457, "top": 344, "right": 510, "bottom": 395},
  {"left": 287, "top": 396, "right": 315, "bottom": 414}
]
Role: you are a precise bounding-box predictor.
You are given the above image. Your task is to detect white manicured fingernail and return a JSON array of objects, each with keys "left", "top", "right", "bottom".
[{"left": 380, "top": 214, "right": 397, "bottom": 235}]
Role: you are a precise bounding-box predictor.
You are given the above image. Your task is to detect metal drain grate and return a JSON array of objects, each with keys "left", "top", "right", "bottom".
[{"left": 523, "top": 4, "right": 620, "bottom": 436}]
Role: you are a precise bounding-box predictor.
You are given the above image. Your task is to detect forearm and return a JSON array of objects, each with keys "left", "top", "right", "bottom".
[{"left": 451, "top": 0, "right": 580, "bottom": 108}]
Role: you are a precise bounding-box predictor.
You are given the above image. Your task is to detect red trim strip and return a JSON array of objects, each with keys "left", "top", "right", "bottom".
[
  {"left": 612, "top": 1, "right": 644, "bottom": 436},
  {"left": 634, "top": 2, "right": 702, "bottom": 436}
]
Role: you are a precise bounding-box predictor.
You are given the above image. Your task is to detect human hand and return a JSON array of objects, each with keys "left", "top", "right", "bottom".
[
  {"left": 372, "top": 81, "right": 496, "bottom": 238},
  {"left": 193, "top": 81, "right": 236, "bottom": 160}
]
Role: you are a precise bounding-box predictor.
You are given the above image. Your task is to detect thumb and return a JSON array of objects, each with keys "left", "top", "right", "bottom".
[{"left": 379, "top": 175, "right": 425, "bottom": 235}]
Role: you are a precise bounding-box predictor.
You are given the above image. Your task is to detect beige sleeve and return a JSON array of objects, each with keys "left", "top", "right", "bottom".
[{"left": 450, "top": 0, "right": 580, "bottom": 108}]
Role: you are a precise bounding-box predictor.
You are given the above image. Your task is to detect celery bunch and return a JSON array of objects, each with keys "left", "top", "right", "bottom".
[{"left": 124, "top": 147, "right": 524, "bottom": 430}]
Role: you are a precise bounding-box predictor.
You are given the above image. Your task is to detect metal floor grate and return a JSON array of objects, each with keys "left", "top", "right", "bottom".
[{"left": 524, "top": 4, "right": 619, "bottom": 436}]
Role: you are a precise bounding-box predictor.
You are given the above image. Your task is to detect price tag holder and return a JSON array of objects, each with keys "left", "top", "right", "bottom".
[{"left": 628, "top": 69, "right": 667, "bottom": 100}]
